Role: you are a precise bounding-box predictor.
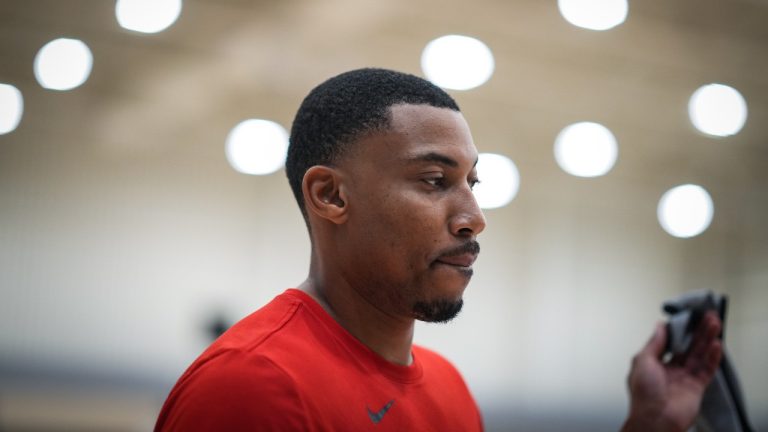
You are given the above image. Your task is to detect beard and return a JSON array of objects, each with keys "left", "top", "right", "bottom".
[{"left": 412, "top": 298, "right": 463, "bottom": 323}]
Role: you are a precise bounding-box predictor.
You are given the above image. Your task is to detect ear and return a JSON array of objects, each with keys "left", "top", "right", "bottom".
[{"left": 302, "top": 165, "right": 349, "bottom": 225}]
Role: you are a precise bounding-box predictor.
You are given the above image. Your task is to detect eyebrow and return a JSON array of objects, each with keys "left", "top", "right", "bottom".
[{"left": 406, "top": 151, "right": 478, "bottom": 168}]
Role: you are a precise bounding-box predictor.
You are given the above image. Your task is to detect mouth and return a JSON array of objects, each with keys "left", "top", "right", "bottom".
[
  {"left": 434, "top": 253, "right": 477, "bottom": 269},
  {"left": 431, "top": 241, "right": 480, "bottom": 277}
]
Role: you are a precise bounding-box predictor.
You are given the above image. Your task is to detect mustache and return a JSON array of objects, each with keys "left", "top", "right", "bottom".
[{"left": 439, "top": 240, "right": 480, "bottom": 258}]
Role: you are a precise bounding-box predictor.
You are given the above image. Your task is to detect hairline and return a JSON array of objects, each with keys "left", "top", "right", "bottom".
[{"left": 333, "top": 102, "right": 462, "bottom": 162}]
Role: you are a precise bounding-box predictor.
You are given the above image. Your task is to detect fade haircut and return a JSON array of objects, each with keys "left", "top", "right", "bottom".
[{"left": 286, "top": 68, "right": 460, "bottom": 221}]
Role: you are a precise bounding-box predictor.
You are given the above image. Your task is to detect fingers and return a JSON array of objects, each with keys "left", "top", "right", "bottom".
[
  {"left": 687, "top": 312, "right": 721, "bottom": 359},
  {"left": 628, "top": 324, "right": 664, "bottom": 383},
  {"left": 705, "top": 339, "right": 723, "bottom": 374},
  {"left": 684, "top": 312, "right": 723, "bottom": 381},
  {"left": 642, "top": 322, "right": 668, "bottom": 359},
  {"left": 685, "top": 338, "right": 722, "bottom": 383}
]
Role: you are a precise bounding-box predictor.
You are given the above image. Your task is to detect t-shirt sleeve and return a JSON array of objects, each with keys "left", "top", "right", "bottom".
[{"left": 155, "top": 351, "right": 311, "bottom": 432}]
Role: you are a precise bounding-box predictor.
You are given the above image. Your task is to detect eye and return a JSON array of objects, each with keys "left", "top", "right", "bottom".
[
  {"left": 469, "top": 178, "right": 481, "bottom": 190},
  {"left": 423, "top": 176, "right": 445, "bottom": 188}
]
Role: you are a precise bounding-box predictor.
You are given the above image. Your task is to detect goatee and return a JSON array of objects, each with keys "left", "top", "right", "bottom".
[{"left": 412, "top": 298, "right": 463, "bottom": 323}]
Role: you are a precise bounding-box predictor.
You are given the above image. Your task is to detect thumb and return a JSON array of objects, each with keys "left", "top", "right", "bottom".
[{"left": 642, "top": 322, "right": 668, "bottom": 359}]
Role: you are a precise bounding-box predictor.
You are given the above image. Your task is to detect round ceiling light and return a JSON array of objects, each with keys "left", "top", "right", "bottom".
[
  {"left": 688, "top": 83, "right": 748, "bottom": 137},
  {"left": 225, "top": 119, "right": 289, "bottom": 176},
  {"left": 473, "top": 153, "right": 520, "bottom": 209},
  {"left": 34, "top": 38, "right": 93, "bottom": 91},
  {"left": 0, "top": 83, "right": 23, "bottom": 134},
  {"left": 657, "top": 184, "right": 714, "bottom": 238},
  {"left": 554, "top": 121, "right": 618, "bottom": 178},
  {"left": 421, "top": 35, "right": 495, "bottom": 91}
]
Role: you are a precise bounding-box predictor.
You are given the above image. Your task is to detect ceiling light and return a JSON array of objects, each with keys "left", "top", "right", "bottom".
[
  {"left": 689, "top": 83, "right": 748, "bottom": 137},
  {"left": 421, "top": 35, "right": 494, "bottom": 91},
  {"left": 558, "top": 0, "right": 628, "bottom": 31},
  {"left": 225, "top": 119, "right": 289, "bottom": 175},
  {"left": 116, "top": 0, "right": 183, "bottom": 34},
  {"left": 0, "top": 83, "right": 23, "bottom": 135},
  {"left": 34, "top": 38, "right": 93, "bottom": 91},
  {"left": 657, "top": 184, "right": 714, "bottom": 238},
  {"left": 473, "top": 153, "right": 520, "bottom": 209},
  {"left": 554, "top": 122, "right": 618, "bottom": 177}
]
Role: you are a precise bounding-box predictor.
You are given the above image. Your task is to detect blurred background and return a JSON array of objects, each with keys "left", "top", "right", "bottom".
[{"left": 1, "top": 0, "right": 766, "bottom": 430}]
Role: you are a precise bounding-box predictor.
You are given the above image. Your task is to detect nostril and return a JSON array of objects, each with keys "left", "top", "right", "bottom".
[{"left": 458, "top": 227, "right": 473, "bottom": 236}]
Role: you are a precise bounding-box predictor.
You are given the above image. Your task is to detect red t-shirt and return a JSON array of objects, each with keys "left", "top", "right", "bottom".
[{"left": 155, "top": 289, "right": 483, "bottom": 431}]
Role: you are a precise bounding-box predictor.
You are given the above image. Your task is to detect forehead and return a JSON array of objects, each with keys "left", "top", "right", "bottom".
[
  {"left": 389, "top": 104, "right": 472, "bottom": 146},
  {"left": 362, "top": 104, "right": 477, "bottom": 164}
]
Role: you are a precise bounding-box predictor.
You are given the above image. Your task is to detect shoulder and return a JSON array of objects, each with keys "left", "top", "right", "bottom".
[
  {"left": 413, "top": 344, "right": 461, "bottom": 374},
  {"left": 411, "top": 345, "right": 483, "bottom": 429},
  {"left": 156, "top": 350, "right": 310, "bottom": 431},
  {"left": 413, "top": 345, "right": 475, "bottom": 396},
  {"left": 156, "top": 291, "right": 315, "bottom": 431},
  {"left": 210, "top": 291, "right": 304, "bottom": 353}
]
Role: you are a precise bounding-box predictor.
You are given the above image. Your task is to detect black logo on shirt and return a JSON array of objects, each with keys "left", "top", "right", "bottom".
[{"left": 367, "top": 400, "right": 394, "bottom": 424}]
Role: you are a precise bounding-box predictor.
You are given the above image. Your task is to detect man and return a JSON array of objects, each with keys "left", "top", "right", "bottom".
[{"left": 155, "top": 68, "right": 722, "bottom": 431}]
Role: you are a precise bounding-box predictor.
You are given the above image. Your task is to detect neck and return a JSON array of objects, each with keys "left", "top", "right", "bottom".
[{"left": 299, "top": 257, "right": 415, "bottom": 366}]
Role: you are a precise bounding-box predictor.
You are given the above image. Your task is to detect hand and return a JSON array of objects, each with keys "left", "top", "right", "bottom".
[{"left": 621, "top": 312, "right": 722, "bottom": 432}]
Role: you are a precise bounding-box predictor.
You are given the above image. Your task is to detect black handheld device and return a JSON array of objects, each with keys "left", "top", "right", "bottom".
[{"left": 661, "top": 290, "right": 754, "bottom": 432}]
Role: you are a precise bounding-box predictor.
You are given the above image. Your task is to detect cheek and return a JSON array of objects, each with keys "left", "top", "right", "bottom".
[
  {"left": 353, "top": 187, "right": 446, "bottom": 260},
  {"left": 384, "top": 199, "right": 445, "bottom": 256}
]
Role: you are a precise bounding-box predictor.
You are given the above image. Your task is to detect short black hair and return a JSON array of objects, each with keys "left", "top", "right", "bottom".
[{"left": 286, "top": 68, "right": 460, "bottom": 220}]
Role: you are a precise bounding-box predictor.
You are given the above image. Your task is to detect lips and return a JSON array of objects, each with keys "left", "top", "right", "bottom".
[
  {"left": 435, "top": 253, "right": 477, "bottom": 268},
  {"left": 435, "top": 240, "right": 480, "bottom": 270}
]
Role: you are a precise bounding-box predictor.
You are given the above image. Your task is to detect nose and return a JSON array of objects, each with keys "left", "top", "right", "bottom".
[{"left": 449, "top": 188, "right": 487, "bottom": 237}]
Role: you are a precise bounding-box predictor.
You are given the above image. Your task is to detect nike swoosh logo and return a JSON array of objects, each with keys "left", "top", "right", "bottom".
[{"left": 367, "top": 399, "right": 394, "bottom": 424}]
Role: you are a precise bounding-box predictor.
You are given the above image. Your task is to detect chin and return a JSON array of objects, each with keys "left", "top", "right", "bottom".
[
  {"left": 412, "top": 297, "right": 464, "bottom": 323},
  {"left": 408, "top": 269, "right": 471, "bottom": 322},
  {"left": 435, "top": 274, "right": 471, "bottom": 298}
]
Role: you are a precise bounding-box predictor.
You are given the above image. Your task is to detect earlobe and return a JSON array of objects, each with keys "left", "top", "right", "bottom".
[{"left": 302, "top": 166, "right": 349, "bottom": 224}]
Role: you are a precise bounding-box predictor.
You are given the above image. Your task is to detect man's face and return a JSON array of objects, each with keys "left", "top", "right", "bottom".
[{"left": 335, "top": 104, "right": 486, "bottom": 323}]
